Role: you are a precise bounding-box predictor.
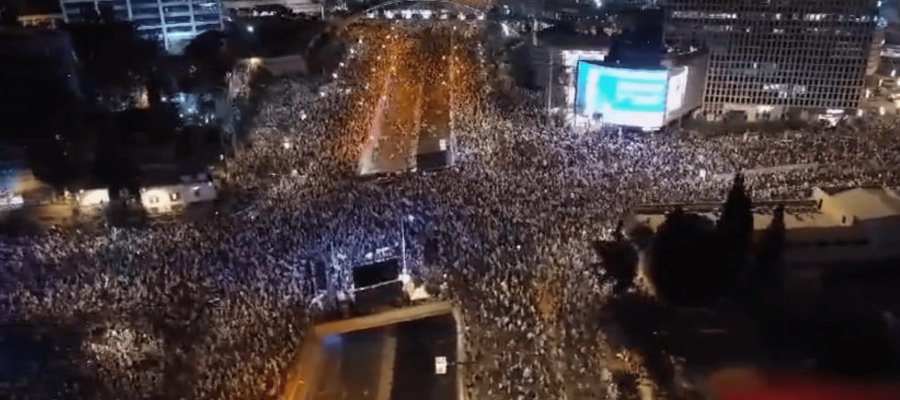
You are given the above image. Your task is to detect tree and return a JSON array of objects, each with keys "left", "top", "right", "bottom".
[
  {"left": 64, "top": 20, "right": 161, "bottom": 98},
  {"left": 183, "top": 30, "right": 233, "bottom": 90},
  {"left": 752, "top": 204, "right": 786, "bottom": 305},
  {"left": 648, "top": 207, "right": 725, "bottom": 306},
  {"left": 717, "top": 173, "right": 754, "bottom": 290},
  {"left": 0, "top": 0, "right": 20, "bottom": 26},
  {"left": 604, "top": 291, "right": 676, "bottom": 399},
  {"left": 594, "top": 221, "right": 639, "bottom": 294}
]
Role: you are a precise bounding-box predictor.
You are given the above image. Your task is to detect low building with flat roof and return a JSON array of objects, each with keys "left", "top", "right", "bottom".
[{"left": 627, "top": 186, "right": 900, "bottom": 295}]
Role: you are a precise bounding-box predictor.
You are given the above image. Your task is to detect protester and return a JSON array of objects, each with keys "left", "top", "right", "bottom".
[{"left": 2, "top": 20, "right": 900, "bottom": 400}]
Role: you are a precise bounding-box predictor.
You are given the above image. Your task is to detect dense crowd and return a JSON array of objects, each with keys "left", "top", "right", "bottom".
[{"left": 3, "top": 19, "right": 900, "bottom": 400}]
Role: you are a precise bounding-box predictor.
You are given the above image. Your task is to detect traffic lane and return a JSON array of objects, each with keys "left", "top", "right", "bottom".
[
  {"left": 340, "top": 329, "right": 385, "bottom": 400},
  {"left": 324, "top": 328, "right": 389, "bottom": 400},
  {"left": 417, "top": 61, "right": 451, "bottom": 156},
  {"left": 313, "top": 336, "right": 343, "bottom": 400},
  {"left": 415, "top": 30, "right": 452, "bottom": 156},
  {"left": 286, "top": 303, "right": 455, "bottom": 400},
  {"left": 391, "top": 314, "right": 457, "bottom": 400},
  {"left": 366, "top": 46, "right": 423, "bottom": 175}
]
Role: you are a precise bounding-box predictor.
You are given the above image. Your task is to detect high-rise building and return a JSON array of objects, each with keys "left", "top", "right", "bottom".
[
  {"left": 223, "top": 0, "right": 323, "bottom": 17},
  {"left": 58, "top": 0, "right": 223, "bottom": 52},
  {"left": 604, "top": 0, "right": 659, "bottom": 11},
  {"left": 664, "top": 0, "right": 881, "bottom": 121}
]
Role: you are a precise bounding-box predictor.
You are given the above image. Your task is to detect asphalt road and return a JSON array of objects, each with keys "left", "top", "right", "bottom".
[
  {"left": 358, "top": 26, "right": 454, "bottom": 176},
  {"left": 391, "top": 314, "right": 457, "bottom": 400},
  {"left": 281, "top": 302, "right": 459, "bottom": 400},
  {"left": 416, "top": 30, "right": 453, "bottom": 158},
  {"left": 311, "top": 315, "right": 456, "bottom": 400},
  {"left": 314, "top": 328, "right": 393, "bottom": 400}
]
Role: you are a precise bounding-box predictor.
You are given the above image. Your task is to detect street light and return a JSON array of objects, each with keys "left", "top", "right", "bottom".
[{"left": 246, "top": 25, "right": 254, "bottom": 33}]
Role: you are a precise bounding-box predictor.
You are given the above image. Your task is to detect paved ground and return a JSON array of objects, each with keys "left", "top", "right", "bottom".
[
  {"left": 416, "top": 32, "right": 453, "bottom": 159},
  {"left": 282, "top": 302, "right": 459, "bottom": 400},
  {"left": 391, "top": 314, "right": 457, "bottom": 400},
  {"left": 311, "top": 314, "right": 456, "bottom": 400},
  {"left": 314, "top": 328, "right": 392, "bottom": 400},
  {"left": 358, "top": 26, "right": 454, "bottom": 176}
]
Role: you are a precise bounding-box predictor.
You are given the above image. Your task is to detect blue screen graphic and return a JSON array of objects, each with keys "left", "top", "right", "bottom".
[
  {"left": 575, "top": 61, "right": 669, "bottom": 128},
  {"left": 575, "top": 61, "right": 603, "bottom": 117}
]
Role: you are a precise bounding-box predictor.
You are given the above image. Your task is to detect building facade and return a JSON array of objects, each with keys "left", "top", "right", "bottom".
[
  {"left": 664, "top": 0, "right": 881, "bottom": 121},
  {"left": 58, "top": 0, "right": 223, "bottom": 52},
  {"left": 17, "top": 13, "right": 66, "bottom": 28},
  {"left": 604, "top": 0, "right": 659, "bottom": 10},
  {"left": 223, "top": 0, "right": 323, "bottom": 16},
  {"left": 628, "top": 186, "right": 900, "bottom": 305}
]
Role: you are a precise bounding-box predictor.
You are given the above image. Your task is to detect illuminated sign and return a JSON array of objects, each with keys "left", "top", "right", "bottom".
[
  {"left": 575, "top": 62, "right": 668, "bottom": 129},
  {"left": 665, "top": 66, "right": 689, "bottom": 120},
  {"left": 575, "top": 61, "right": 604, "bottom": 117}
]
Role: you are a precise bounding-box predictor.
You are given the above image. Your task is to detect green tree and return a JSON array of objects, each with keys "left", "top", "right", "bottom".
[
  {"left": 183, "top": 30, "right": 234, "bottom": 90},
  {"left": 752, "top": 204, "right": 786, "bottom": 305},
  {"left": 64, "top": 20, "right": 161, "bottom": 97},
  {"left": 604, "top": 292, "right": 675, "bottom": 398},
  {"left": 648, "top": 207, "right": 725, "bottom": 306},
  {"left": 717, "top": 173, "right": 754, "bottom": 291},
  {"left": 594, "top": 221, "right": 639, "bottom": 294}
]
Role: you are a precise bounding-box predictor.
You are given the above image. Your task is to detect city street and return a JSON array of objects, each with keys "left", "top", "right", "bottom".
[
  {"left": 357, "top": 26, "right": 456, "bottom": 176},
  {"left": 282, "top": 302, "right": 459, "bottom": 400},
  {"left": 7, "top": 4, "right": 900, "bottom": 400}
]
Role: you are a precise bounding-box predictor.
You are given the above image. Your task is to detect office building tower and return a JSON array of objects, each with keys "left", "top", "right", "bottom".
[
  {"left": 59, "top": 0, "right": 223, "bottom": 52},
  {"left": 604, "top": 0, "right": 659, "bottom": 11},
  {"left": 223, "top": 0, "right": 324, "bottom": 17},
  {"left": 664, "top": 0, "right": 881, "bottom": 121}
]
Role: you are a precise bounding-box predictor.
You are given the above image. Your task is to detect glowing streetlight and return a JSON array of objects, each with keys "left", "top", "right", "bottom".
[{"left": 246, "top": 25, "right": 254, "bottom": 33}]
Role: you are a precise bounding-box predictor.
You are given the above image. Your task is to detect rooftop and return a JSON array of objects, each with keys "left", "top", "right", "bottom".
[
  {"left": 820, "top": 187, "right": 900, "bottom": 221},
  {"left": 628, "top": 187, "right": 900, "bottom": 266}
]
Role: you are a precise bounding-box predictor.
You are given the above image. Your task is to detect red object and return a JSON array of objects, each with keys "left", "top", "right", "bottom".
[{"left": 711, "top": 369, "right": 900, "bottom": 400}]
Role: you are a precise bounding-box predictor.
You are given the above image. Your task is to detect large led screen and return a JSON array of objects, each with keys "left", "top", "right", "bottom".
[
  {"left": 665, "top": 66, "right": 689, "bottom": 117},
  {"left": 574, "top": 61, "right": 604, "bottom": 117},
  {"left": 575, "top": 62, "right": 668, "bottom": 128}
]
